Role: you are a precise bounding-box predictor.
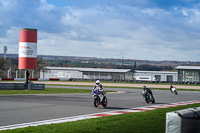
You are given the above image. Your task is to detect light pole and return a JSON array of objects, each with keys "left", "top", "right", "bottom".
[
  {"left": 32, "top": 70, "right": 34, "bottom": 78},
  {"left": 3, "top": 46, "right": 7, "bottom": 78},
  {"left": 16, "top": 70, "right": 18, "bottom": 78},
  {"left": 8, "top": 68, "right": 11, "bottom": 78},
  {"left": 25, "top": 70, "right": 27, "bottom": 78},
  {"left": 3, "top": 46, "right": 7, "bottom": 60}
]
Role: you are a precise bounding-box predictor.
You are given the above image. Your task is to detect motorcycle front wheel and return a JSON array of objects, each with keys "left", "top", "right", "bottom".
[
  {"left": 94, "top": 98, "right": 99, "bottom": 107},
  {"left": 145, "top": 95, "right": 149, "bottom": 103},
  {"left": 152, "top": 97, "right": 155, "bottom": 103}
]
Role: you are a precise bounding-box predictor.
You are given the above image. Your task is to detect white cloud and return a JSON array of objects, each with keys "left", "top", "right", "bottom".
[
  {"left": 0, "top": 27, "right": 19, "bottom": 53},
  {"left": 0, "top": 0, "right": 200, "bottom": 61},
  {"left": 182, "top": 9, "right": 188, "bottom": 16}
]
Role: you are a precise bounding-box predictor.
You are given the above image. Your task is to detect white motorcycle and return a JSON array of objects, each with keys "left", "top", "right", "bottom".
[
  {"left": 92, "top": 87, "right": 107, "bottom": 107},
  {"left": 171, "top": 87, "right": 178, "bottom": 95}
]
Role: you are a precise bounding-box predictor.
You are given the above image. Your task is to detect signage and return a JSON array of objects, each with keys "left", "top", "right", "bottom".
[{"left": 18, "top": 28, "right": 37, "bottom": 69}]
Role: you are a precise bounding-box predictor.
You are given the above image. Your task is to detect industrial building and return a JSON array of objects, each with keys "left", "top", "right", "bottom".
[
  {"left": 175, "top": 66, "right": 200, "bottom": 82},
  {"left": 40, "top": 67, "right": 179, "bottom": 82},
  {"left": 133, "top": 70, "right": 178, "bottom": 82},
  {"left": 40, "top": 67, "right": 133, "bottom": 80}
]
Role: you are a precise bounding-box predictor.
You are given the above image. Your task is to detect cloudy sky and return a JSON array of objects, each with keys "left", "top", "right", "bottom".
[{"left": 0, "top": 0, "right": 200, "bottom": 61}]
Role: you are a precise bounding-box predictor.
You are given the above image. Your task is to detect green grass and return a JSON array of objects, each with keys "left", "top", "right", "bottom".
[
  {"left": 0, "top": 87, "right": 115, "bottom": 95},
  {"left": 1, "top": 103, "right": 199, "bottom": 133},
  {"left": 0, "top": 88, "right": 94, "bottom": 95}
]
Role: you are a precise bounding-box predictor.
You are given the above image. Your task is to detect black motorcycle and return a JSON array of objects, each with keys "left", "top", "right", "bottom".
[{"left": 141, "top": 89, "right": 155, "bottom": 103}]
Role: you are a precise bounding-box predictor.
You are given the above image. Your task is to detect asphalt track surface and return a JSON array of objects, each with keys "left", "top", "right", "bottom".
[{"left": 0, "top": 85, "right": 200, "bottom": 127}]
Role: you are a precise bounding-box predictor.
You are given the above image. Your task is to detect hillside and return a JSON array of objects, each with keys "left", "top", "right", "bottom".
[{"left": 0, "top": 53, "right": 200, "bottom": 71}]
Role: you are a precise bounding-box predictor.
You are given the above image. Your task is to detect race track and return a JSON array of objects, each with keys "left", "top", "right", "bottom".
[{"left": 0, "top": 85, "right": 200, "bottom": 128}]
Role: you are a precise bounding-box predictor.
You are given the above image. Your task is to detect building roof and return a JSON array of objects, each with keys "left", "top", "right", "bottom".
[
  {"left": 135, "top": 70, "right": 177, "bottom": 74},
  {"left": 175, "top": 66, "right": 200, "bottom": 70},
  {"left": 43, "top": 67, "right": 132, "bottom": 73}
]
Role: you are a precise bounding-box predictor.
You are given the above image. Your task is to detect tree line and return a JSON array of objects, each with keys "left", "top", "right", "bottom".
[{"left": 0, "top": 56, "right": 176, "bottom": 78}]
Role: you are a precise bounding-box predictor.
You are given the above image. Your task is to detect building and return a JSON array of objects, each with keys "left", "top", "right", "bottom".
[
  {"left": 133, "top": 70, "right": 178, "bottom": 82},
  {"left": 175, "top": 66, "right": 200, "bottom": 82},
  {"left": 40, "top": 67, "right": 133, "bottom": 80}
]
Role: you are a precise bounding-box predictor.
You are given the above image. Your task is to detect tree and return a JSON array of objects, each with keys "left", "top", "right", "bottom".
[
  {"left": 0, "top": 57, "right": 4, "bottom": 70},
  {"left": 35, "top": 57, "right": 48, "bottom": 78}
]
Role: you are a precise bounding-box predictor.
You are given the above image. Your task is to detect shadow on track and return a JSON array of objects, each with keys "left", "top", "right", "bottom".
[
  {"left": 152, "top": 103, "right": 168, "bottom": 104},
  {"left": 104, "top": 107, "right": 129, "bottom": 110}
]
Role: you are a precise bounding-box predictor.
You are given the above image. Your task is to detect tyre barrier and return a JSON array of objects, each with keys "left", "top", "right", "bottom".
[{"left": 166, "top": 107, "right": 200, "bottom": 133}]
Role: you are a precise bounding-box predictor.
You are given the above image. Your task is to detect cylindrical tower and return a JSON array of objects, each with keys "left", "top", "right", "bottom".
[{"left": 18, "top": 28, "right": 37, "bottom": 69}]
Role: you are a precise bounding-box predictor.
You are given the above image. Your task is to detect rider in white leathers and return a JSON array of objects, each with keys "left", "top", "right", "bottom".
[
  {"left": 93, "top": 80, "right": 105, "bottom": 102},
  {"left": 93, "top": 80, "right": 104, "bottom": 90}
]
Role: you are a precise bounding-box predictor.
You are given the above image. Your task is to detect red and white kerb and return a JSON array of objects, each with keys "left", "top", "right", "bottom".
[{"left": 18, "top": 28, "right": 37, "bottom": 69}]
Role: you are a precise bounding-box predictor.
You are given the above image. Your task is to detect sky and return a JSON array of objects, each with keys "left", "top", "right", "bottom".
[{"left": 0, "top": 0, "right": 200, "bottom": 61}]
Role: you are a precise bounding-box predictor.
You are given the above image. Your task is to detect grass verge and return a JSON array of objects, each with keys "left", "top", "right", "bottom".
[
  {"left": 1, "top": 103, "right": 199, "bottom": 133},
  {"left": 0, "top": 88, "right": 114, "bottom": 95}
]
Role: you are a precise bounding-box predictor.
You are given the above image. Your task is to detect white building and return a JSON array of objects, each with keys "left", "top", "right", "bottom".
[
  {"left": 175, "top": 66, "right": 200, "bottom": 82},
  {"left": 133, "top": 70, "right": 178, "bottom": 82},
  {"left": 40, "top": 67, "right": 133, "bottom": 80},
  {"left": 40, "top": 67, "right": 178, "bottom": 82}
]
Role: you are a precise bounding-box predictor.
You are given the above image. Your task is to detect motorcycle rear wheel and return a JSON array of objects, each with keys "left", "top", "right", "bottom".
[
  {"left": 174, "top": 90, "right": 178, "bottom": 95},
  {"left": 102, "top": 96, "right": 108, "bottom": 107}
]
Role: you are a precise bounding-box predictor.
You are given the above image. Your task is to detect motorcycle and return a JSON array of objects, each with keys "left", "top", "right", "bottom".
[
  {"left": 92, "top": 87, "right": 107, "bottom": 108},
  {"left": 171, "top": 87, "right": 178, "bottom": 95},
  {"left": 141, "top": 89, "right": 155, "bottom": 103}
]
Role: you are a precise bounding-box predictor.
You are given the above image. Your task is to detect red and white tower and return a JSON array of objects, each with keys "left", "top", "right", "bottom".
[{"left": 18, "top": 28, "right": 37, "bottom": 69}]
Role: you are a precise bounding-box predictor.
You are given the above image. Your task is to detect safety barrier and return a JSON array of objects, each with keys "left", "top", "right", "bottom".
[
  {"left": 0, "top": 83, "right": 45, "bottom": 90},
  {"left": 0, "top": 78, "right": 69, "bottom": 81},
  {"left": 28, "top": 83, "right": 45, "bottom": 90},
  {"left": 166, "top": 107, "right": 200, "bottom": 133},
  {"left": 0, "top": 83, "right": 25, "bottom": 90}
]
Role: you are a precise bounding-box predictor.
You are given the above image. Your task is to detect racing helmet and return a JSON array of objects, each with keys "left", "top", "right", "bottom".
[
  {"left": 142, "top": 86, "right": 147, "bottom": 89},
  {"left": 96, "top": 80, "right": 100, "bottom": 85}
]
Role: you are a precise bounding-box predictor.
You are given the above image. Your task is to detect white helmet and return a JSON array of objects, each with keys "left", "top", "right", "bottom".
[{"left": 96, "top": 80, "right": 100, "bottom": 85}]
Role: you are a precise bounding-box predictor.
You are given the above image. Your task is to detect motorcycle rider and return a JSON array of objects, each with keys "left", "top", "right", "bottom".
[
  {"left": 93, "top": 80, "right": 104, "bottom": 90},
  {"left": 170, "top": 85, "right": 173, "bottom": 93},
  {"left": 142, "top": 86, "right": 153, "bottom": 96},
  {"left": 93, "top": 80, "right": 105, "bottom": 102}
]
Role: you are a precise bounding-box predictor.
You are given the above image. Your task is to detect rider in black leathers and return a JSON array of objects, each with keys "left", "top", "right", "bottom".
[{"left": 142, "top": 86, "right": 153, "bottom": 96}]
